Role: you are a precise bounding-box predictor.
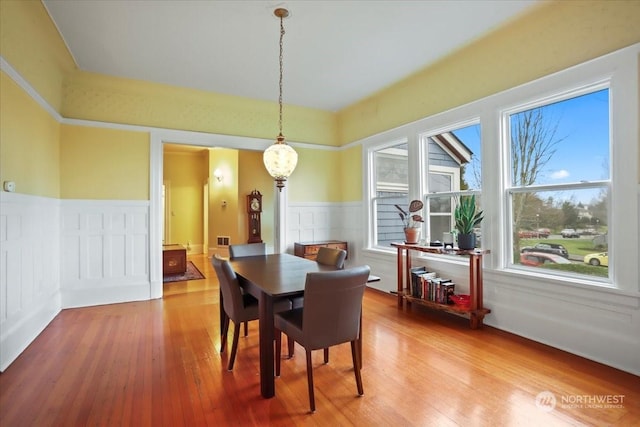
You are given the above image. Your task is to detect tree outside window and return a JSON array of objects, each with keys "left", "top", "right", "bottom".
[{"left": 508, "top": 87, "right": 610, "bottom": 279}]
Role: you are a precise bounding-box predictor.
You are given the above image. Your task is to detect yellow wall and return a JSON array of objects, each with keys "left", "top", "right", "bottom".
[
  {"left": 288, "top": 147, "right": 344, "bottom": 202},
  {"left": 337, "top": 0, "right": 640, "bottom": 144},
  {"left": 0, "top": 72, "right": 60, "bottom": 198},
  {"left": 208, "top": 148, "right": 240, "bottom": 246},
  {"left": 0, "top": 0, "right": 76, "bottom": 112},
  {"left": 59, "top": 125, "right": 149, "bottom": 200},
  {"left": 340, "top": 145, "right": 363, "bottom": 202},
  {"left": 163, "top": 150, "right": 208, "bottom": 247},
  {"left": 62, "top": 71, "right": 338, "bottom": 147}
]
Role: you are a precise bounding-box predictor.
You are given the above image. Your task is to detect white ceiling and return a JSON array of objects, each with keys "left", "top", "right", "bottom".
[{"left": 43, "top": 0, "right": 540, "bottom": 112}]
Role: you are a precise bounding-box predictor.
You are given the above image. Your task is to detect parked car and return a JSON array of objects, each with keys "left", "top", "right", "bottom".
[
  {"left": 583, "top": 252, "right": 608, "bottom": 267},
  {"left": 537, "top": 228, "right": 551, "bottom": 238},
  {"left": 561, "top": 228, "right": 580, "bottom": 238},
  {"left": 521, "top": 243, "right": 569, "bottom": 258},
  {"left": 518, "top": 229, "right": 550, "bottom": 238},
  {"left": 518, "top": 230, "right": 537, "bottom": 238},
  {"left": 520, "top": 252, "right": 573, "bottom": 267}
]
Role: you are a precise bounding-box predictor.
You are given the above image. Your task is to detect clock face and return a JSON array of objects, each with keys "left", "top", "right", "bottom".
[{"left": 250, "top": 198, "right": 260, "bottom": 211}]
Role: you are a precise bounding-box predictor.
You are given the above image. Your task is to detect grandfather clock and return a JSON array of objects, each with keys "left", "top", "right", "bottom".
[{"left": 246, "top": 189, "right": 263, "bottom": 243}]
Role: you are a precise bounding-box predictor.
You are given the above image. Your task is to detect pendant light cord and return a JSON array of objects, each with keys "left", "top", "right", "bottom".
[{"left": 278, "top": 15, "right": 285, "bottom": 138}]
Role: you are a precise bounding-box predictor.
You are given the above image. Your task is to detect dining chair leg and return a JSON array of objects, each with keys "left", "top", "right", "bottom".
[
  {"left": 323, "top": 348, "right": 329, "bottom": 364},
  {"left": 244, "top": 321, "right": 249, "bottom": 337},
  {"left": 275, "top": 329, "right": 282, "bottom": 377},
  {"left": 358, "top": 309, "right": 363, "bottom": 369},
  {"left": 220, "top": 314, "right": 230, "bottom": 353},
  {"left": 228, "top": 321, "right": 241, "bottom": 371},
  {"left": 305, "top": 349, "right": 316, "bottom": 413},
  {"left": 350, "top": 341, "right": 364, "bottom": 396},
  {"left": 288, "top": 336, "right": 295, "bottom": 358}
]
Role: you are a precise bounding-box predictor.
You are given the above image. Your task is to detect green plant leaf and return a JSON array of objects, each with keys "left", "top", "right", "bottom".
[{"left": 454, "top": 195, "right": 484, "bottom": 235}]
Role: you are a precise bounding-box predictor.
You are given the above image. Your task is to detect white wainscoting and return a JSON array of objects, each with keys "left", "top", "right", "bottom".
[
  {"left": 60, "top": 200, "right": 151, "bottom": 308},
  {"left": 0, "top": 192, "right": 62, "bottom": 371},
  {"left": 287, "top": 201, "right": 364, "bottom": 264}
]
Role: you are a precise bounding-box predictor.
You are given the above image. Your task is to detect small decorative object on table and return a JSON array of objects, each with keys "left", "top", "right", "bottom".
[
  {"left": 395, "top": 200, "right": 424, "bottom": 244},
  {"left": 454, "top": 195, "right": 484, "bottom": 250},
  {"left": 442, "top": 232, "right": 454, "bottom": 250},
  {"left": 450, "top": 294, "right": 471, "bottom": 308}
]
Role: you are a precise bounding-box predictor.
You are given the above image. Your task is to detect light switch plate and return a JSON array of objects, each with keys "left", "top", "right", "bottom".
[{"left": 3, "top": 181, "right": 16, "bottom": 192}]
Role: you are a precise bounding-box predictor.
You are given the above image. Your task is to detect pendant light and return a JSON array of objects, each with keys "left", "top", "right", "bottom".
[{"left": 263, "top": 7, "right": 298, "bottom": 191}]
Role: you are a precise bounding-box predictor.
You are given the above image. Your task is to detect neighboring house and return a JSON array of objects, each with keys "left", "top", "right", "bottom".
[
  {"left": 376, "top": 133, "right": 472, "bottom": 247},
  {"left": 577, "top": 204, "right": 593, "bottom": 220}
]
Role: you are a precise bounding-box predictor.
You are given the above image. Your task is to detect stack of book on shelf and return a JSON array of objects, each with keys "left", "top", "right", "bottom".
[{"left": 409, "top": 266, "right": 455, "bottom": 304}]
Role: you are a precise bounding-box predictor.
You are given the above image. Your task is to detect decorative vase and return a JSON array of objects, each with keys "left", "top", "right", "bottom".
[
  {"left": 404, "top": 228, "right": 421, "bottom": 244},
  {"left": 457, "top": 233, "right": 476, "bottom": 250}
]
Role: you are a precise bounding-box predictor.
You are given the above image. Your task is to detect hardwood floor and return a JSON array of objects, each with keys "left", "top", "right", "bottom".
[{"left": 1, "top": 254, "right": 638, "bottom": 426}]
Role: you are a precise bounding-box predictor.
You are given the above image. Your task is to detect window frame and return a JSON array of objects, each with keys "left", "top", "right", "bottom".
[
  {"left": 419, "top": 120, "right": 482, "bottom": 245},
  {"left": 501, "top": 82, "right": 613, "bottom": 283},
  {"left": 362, "top": 44, "right": 638, "bottom": 292},
  {"left": 367, "top": 137, "right": 411, "bottom": 250}
]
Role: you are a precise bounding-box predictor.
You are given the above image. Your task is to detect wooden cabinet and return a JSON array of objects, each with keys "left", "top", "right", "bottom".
[
  {"left": 391, "top": 242, "right": 490, "bottom": 329},
  {"left": 163, "top": 244, "right": 187, "bottom": 275},
  {"left": 294, "top": 240, "right": 348, "bottom": 261}
]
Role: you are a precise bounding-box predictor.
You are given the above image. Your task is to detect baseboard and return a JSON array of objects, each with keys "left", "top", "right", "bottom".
[
  {"left": 61, "top": 282, "right": 153, "bottom": 309},
  {"left": 0, "top": 292, "right": 61, "bottom": 372}
]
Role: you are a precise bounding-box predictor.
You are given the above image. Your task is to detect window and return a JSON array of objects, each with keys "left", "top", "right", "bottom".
[
  {"left": 372, "top": 141, "right": 409, "bottom": 247},
  {"left": 422, "top": 123, "right": 482, "bottom": 245},
  {"left": 506, "top": 87, "right": 610, "bottom": 280},
  {"left": 363, "top": 46, "right": 637, "bottom": 292}
]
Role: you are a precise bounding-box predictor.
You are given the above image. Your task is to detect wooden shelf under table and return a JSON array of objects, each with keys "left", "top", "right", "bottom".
[
  {"left": 391, "top": 242, "right": 491, "bottom": 329},
  {"left": 402, "top": 293, "right": 491, "bottom": 329}
]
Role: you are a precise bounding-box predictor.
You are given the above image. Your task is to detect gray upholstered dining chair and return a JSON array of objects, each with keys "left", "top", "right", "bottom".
[
  {"left": 274, "top": 265, "right": 370, "bottom": 412},
  {"left": 211, "top": 254, "right": 291, "bottom": 371},
  {"left": 229, "top": 243, "right": 266, "bottom": 259},
  {"left": 228, "top": 242, "right": 266, "bottom": 336},
  {"left": 315, "top": 246, "right": 347, "bottom": 269},
  {"left": 288, "top": 246, "right": 348, "bottom": 356},
  {"left": 291, "top": 247, "right": 347, "bottom": 309}
]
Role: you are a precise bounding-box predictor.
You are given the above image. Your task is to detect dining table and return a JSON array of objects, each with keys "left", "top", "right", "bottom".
[{"left": 228, "top": 253, "right": 338, "bottom": 398}]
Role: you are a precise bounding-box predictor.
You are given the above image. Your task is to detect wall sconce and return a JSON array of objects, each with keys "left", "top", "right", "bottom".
[{"left": 213, "top": 169, "right": 223, "bottom": 182}]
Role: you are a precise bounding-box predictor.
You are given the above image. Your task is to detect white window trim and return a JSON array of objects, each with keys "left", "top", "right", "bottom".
[{"left": 362, "top": 43, "right": 638, "bottom": 292}]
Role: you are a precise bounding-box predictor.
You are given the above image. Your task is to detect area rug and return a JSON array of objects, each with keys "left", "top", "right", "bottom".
[{"left": 163, "top": 261, "right": 205, "bottom": 283}]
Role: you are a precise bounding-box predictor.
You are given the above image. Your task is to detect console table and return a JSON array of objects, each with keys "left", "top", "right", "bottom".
[
  {"left": 294, "top": 240, "right": 348, "bottom": 261},
  {"left": 391, "top": 242, "right": 490, "bottom": 329}
]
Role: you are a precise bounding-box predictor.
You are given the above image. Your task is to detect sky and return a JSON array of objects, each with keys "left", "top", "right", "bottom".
[{"left": 452, "top": 88, "right": 609, "bottom": 205}]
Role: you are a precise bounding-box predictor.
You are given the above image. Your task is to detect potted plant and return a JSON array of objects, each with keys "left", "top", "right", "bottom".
[
  {"left": 395, "top": 200, "right": 424, "bottom": 244},
  {"left": 454, "top": 195, "right": 484, "bottom": 250}
]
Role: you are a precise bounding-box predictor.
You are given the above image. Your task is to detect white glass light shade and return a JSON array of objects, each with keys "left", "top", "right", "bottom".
[{"left": 263, "top": 136, "right": 298, "bottom": 190}]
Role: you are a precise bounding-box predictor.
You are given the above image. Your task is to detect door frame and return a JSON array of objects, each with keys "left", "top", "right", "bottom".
[{"left": 149, "top": 129, "right": 290, "bottom": 299}]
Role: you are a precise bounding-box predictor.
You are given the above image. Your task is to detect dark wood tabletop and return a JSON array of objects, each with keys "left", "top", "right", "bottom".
[{"left": 230, "top": 253, "right": 334, "bottom": 297}]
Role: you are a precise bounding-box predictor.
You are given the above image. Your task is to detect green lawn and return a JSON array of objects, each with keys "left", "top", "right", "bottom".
[{"left": 542, "top": 262, "right": 608, "bottom": 278}]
